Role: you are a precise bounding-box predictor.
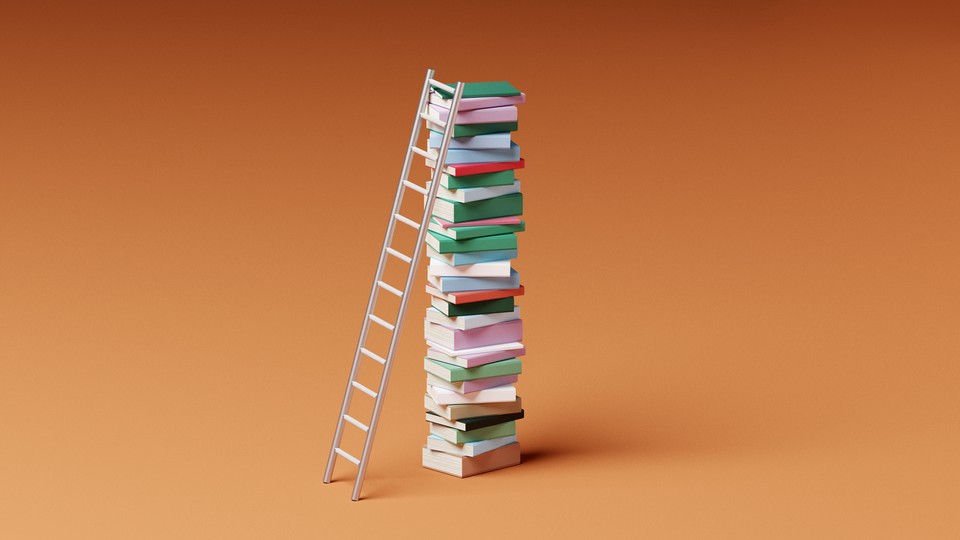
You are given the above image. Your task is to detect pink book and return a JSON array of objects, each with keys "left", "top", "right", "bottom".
[
  {"left": 424, "top": 319, "right": 523, "bottom": 350},
  {"left": 430, "top": 92, "right": 526, "bottom": 111},
  {"left": 433, "top": 216, "right": 522, "bottom": 228},
  {"left": 427, "top": 374, "right": 519, "bottom": 394},
  {"left": 426, "top": 345, "right": 526, "bottom": 368},
  {"left": 428, "top": 104, "right": 518, "bottom": 125}
]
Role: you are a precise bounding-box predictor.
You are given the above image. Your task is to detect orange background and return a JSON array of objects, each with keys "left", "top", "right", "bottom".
[{"left": 2, "top": 1, "right": 959, "bottom": 538}]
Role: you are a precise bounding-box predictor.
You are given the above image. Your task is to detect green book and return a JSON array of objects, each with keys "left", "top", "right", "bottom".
[
  {"left": 430, "top": 122, "right": 518, "bottom": 138},
  {"left": 428, "top": 219, "right": 525, "bottom": 241},
  {"left": 434, "top": 81, "right": 521, "bottom": 100},
  {"left": 431, "top": 192, "right": 523, "bottom": 223},
  {"left": 425, "top": 357, "right": 522, "bottom": 382},
  {"left": 425, "top": 231, "right": 516, "bottom": 254},
  {"left": 433, "top": 296, "right": 515, "bottom": 317},
  {"left": 442, "top": 170, "right": 515, "bottom": 189},
  {"left": 430, "top": 420, "right": 516, "bottom": 444}
]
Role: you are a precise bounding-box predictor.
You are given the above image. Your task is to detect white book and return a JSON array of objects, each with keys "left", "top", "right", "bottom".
[
  {"left": 427, "top": 384, "right": 517, "bottom": 405},
  {"left": 424, "top": 306, "right": 520, "bottom": 331},
  {"left": 426, "top": 340, "right": 524, "bottom": 357},
  {"left": 426, "top": 434, "right": 517, "bottom": 457},
  {"left": 428, "top": 180, "right": 521, "bottom": 204},
  {"left": 426, "top": 373, "right": 518, "bottom": 394},
  {"left": 427, "top": 259, "right": 512, "bottom": 277}
]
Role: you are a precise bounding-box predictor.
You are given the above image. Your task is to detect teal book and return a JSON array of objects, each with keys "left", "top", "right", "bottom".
[
  {"left": 429, "top": 122, "right": 518, "bottom": 138},
  {"left": 428, "top": 218, "right": 525, "bottom": 241},
  {"left": 425, "top": 357, "right": 523, "bottom": 382},
  {"left": 441, "top": 170, "right": 515, "bottom": 189},
  {"left": 425, "top": 231, "right": 517, "bottom": 254},
  {"left": 431, "top": 192, "right": 523, "bottom": 223},
  {"left": 429, "top": 420, "right": 516, "bottom": 444},
  {"left": 434, "top": 81, "right": 521, "bottom": 100}
]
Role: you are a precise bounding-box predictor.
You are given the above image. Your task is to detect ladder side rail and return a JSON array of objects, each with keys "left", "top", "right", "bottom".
[
  {"left": 349, "top": 81, "right": 466, "bottom": 501},
  {"left": 323, "top": 68, "right": 436, "bottom": 485}
]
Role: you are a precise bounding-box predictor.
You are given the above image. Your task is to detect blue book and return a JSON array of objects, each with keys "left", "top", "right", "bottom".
[
  {"left": 435, "top": 143, "right": 520, "bottom": 165},
  {"left": 429, "top": 131, "right": 512, "bottom": 150},
  {"left": 430, "top": 269, "right": 520, "bottom": 293},
  {"left": 426, "top": 247, "right": 517, "bottom": 266}
]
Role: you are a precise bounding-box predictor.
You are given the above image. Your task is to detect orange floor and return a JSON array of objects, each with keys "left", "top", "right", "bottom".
[{"left": 2, "top": 2, "right": 958, "bottom": 538}]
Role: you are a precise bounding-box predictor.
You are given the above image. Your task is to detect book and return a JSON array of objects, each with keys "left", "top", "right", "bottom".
[
  {"left": 424, "top": 394, "right": 523, "bottom": 421},
  {"left": 427, "top": 259, "right": 512, "bottom": 277},
  {"left": 426, "top": 284, "right": 525, "bottom": 304},
  {"left": 424, "top": 356, "right": 522, "bottom": 382},
  {"left": 426, "top": 340, "right": 524, "bottom": 358},
  {"left": 426, "top": 409, "right": 524, "bottom": 431},
  {"left": 433, "top": 81, "right": 521, "bottom": 99},
  {"left": 426, "top": 434, "right": 517, "bottom": 457},
  {"left": 429, "top": 91, "right": 526, "bottom": 112},
  {"left": 431, "top": 296, "right": 515, "bottom": 317},
  {"left": 425, "top": 231, "right": 517, "bottom": 254},
  {"left": 424, "top": 318, "right": 522, "bottom": 350},
  {"left": 426, "top": 245, "right": 516, "bottom": 266},
  {"left": 421, "top": 442, "right": 521, "bottom": 478},
  {"left": 432, "top": 215, "right": 522, "bottom": 228},
  {"left": 426, "top": 344, "right": 526, "bottom": 369},
  {"left": 429, "top": 131, "right": 512, "bottom": 150},
  {"left": 440, "top": 170, "right": 516, "bottom": 190},
  {"left": 426, "top": 121, "right": 518, "bottom": 138},
  {"left": 427, "top": 384, "right": 516, "bottom": 405},
  {"left": 428, "top": 219, "right": 524, "bottom": 241},
  {"left": 428, "top": 269, "right": 520, "bottom": 293},
  {"left": 431, "top": 192, "right": 522, "bottom": 223},
  {"left": 427, "top": 157, "right": 525, "bottom": 177},
  {"left": 427, "top": 373, "right": 518, "bottom": 394},
  {"left": 427, "top": 142, "right": 521, "bottom": 165},
  {"left": 431, "top": 181, "right": 522, "bottom": 204},
  {"left": 425, "top": 305, "right": 520, "bottom": 331},
  {"left": 428, "top": 103, "right": 518, "bottom": 125},
  {"left": 428, "top": 420, "right": 516, "bottom": 444}
]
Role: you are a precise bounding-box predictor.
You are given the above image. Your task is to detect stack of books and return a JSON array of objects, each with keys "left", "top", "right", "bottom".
[{"left": 420, "top": 81, "right": 526, "bottom": 478}]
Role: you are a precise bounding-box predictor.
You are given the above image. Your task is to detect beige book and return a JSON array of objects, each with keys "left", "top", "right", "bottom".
[{"left": 421, "top": 442, "right": 521, "bottom": 478}]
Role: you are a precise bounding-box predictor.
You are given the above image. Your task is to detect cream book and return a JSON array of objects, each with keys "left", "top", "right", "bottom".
[
  {"left": 424, "top": 393, "right": 523, "bottom": 421},
  {"left": 427, "top": 384, "right": 516, "bottom": 405},
  {"left": 424, "top": 306, "right": 520, "bottom": 331},
  {"left": 426, "top": 373, "right": 518, "bottom": 394},
  {"left": 426, "top": 434, "right": 517, "bottom": 457},
  {"left": 427, "top": 259, "right": 512, "bottom": 278},
  {"left": 421, "top": 442, "right": 521, "bottom": 478}
]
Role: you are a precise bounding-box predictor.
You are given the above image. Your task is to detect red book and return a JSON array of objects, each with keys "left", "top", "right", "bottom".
[
  {"left": 426, "top": 284, "right": 525, "bottom": 304},
  {"left": 428, "top": 158, "right": 525, "bottom": 177}
]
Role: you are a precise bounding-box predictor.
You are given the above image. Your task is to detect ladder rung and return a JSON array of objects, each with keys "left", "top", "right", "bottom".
[
  {"left": 334, "top": 447, "right": 360, "bottom": 465},
  {"left": 343, "top": 414, "right": 369, "bottom": 432},
  {"left": 419, "top": 112, "right": 445, "bottom": 128},
  {"left": 410, "top": 146, "right": 431, "bottom": 159},
  {"left": 402, "top": 180, "right": 427, "bottom": 195},
  {"left": 352, "top": 380, "right": 378, "bottom": 398},
  {"left": 394, "top": 213, "right": 420, "bottom": 230},
  {"left": 385, "top": 247, "right": 411, "bottom": 263},
  {"left": 360, "top": 347, "right": 386, "bottom": 365},
  {"left": 376, "top": 280, "right": 403, "bottom": 297},
  {"left": 428, "top": 79, "right": 455, "bottom": 93},
  {"left": 368, "top": 314, "right": 395, "bottom": 331}
]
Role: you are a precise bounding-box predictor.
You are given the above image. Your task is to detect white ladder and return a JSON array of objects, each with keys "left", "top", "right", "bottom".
[{"left": 323, "top": 69, "right": 464, "bottom": 501}]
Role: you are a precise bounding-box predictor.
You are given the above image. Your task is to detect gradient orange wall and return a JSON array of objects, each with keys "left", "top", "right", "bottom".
[{"left": 1, "top": 1, "right": 958, "bottom": 538}]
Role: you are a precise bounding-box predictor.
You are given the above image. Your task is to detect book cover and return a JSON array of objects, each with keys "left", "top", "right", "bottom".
[
  {"left": 426, "top": 283, "right": 525, "bottom": 304},
  {"left": 427, "top": 373, "right": 518, "bottom": 394},
  {"left": 428, "top": 269, "right": 520, "bottom": 293},
  {"left": 424, "top": 394, "right": 523, "bottom": 422},
  {"left": 428, "top": 420, "right": 516, "bottom": 444},
  {"left": 427, "top": 259, "right": 512, "bottom": 277},
  {"left": 427, "top": 142, "right": 521, "bottom": 165},
  {"left": 427, "top": 121, "right": 518, "bottom": 138},
  {"left": 426, "top": 434, "right": 517, "bottom": 457},
  {"left": 433, "top": 181, "right": 522, "bottom": 205},
  {"left": 427, "top": 384, "right": 517, "bottom": 405},
  {"left": 440, "top": 170, "right": 516, "bottom": 190},
  {"left": 430, "top": 192, "right": 523, "bottom": 223},
  {"left": 428, "top": 103, "right": 518, "bottom": 125},
  {"left": 426, "top": 245, "right": 517, "bottom": 266},
  {"left": 432, "top": 215, "right": 522, "bottom": 228},
  {"left": 424, "top": 305, "right": 521, "bottom": 331},
  {"left": 429, "top": 91, "right": 526, "bottom": 112},
  {"left": 425, "top": 231, "right": 518, "bottom": 254},
  {"left": 426, "top": 340, "right": 524, "bottom": 358},
  {"left": 433, "top": 81, "right": 521, "bottom": 99},
  {"left": 421, "top": 442, "right": 521, "bottom": 478},
  {"left": 424, "top": 356, "right": 523, "bottom": 382},
  {"left": 428, "top": 219, "right": 525, "bottom": 241},
  {"left": 426, "top": 409, "right": 524, "bottom": 431},
  {"left": 427, "top": 157, "right": 525, "bottom": 177},
  {"left": 424, "top": 318, "right": 523, "bottom": 350},
  {"left": 428, "top": 131, "right": 512, "bottom": 150},
  {"left": 426, "top": 343, "right": 526, "bottom": 368},
  {"left": 430, "top": 296, "right": 516, "bottom": 317}
]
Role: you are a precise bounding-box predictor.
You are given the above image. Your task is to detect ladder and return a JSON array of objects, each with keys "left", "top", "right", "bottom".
[{"left": 322, "top": 69, "right": 465, "bottom": 501}]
